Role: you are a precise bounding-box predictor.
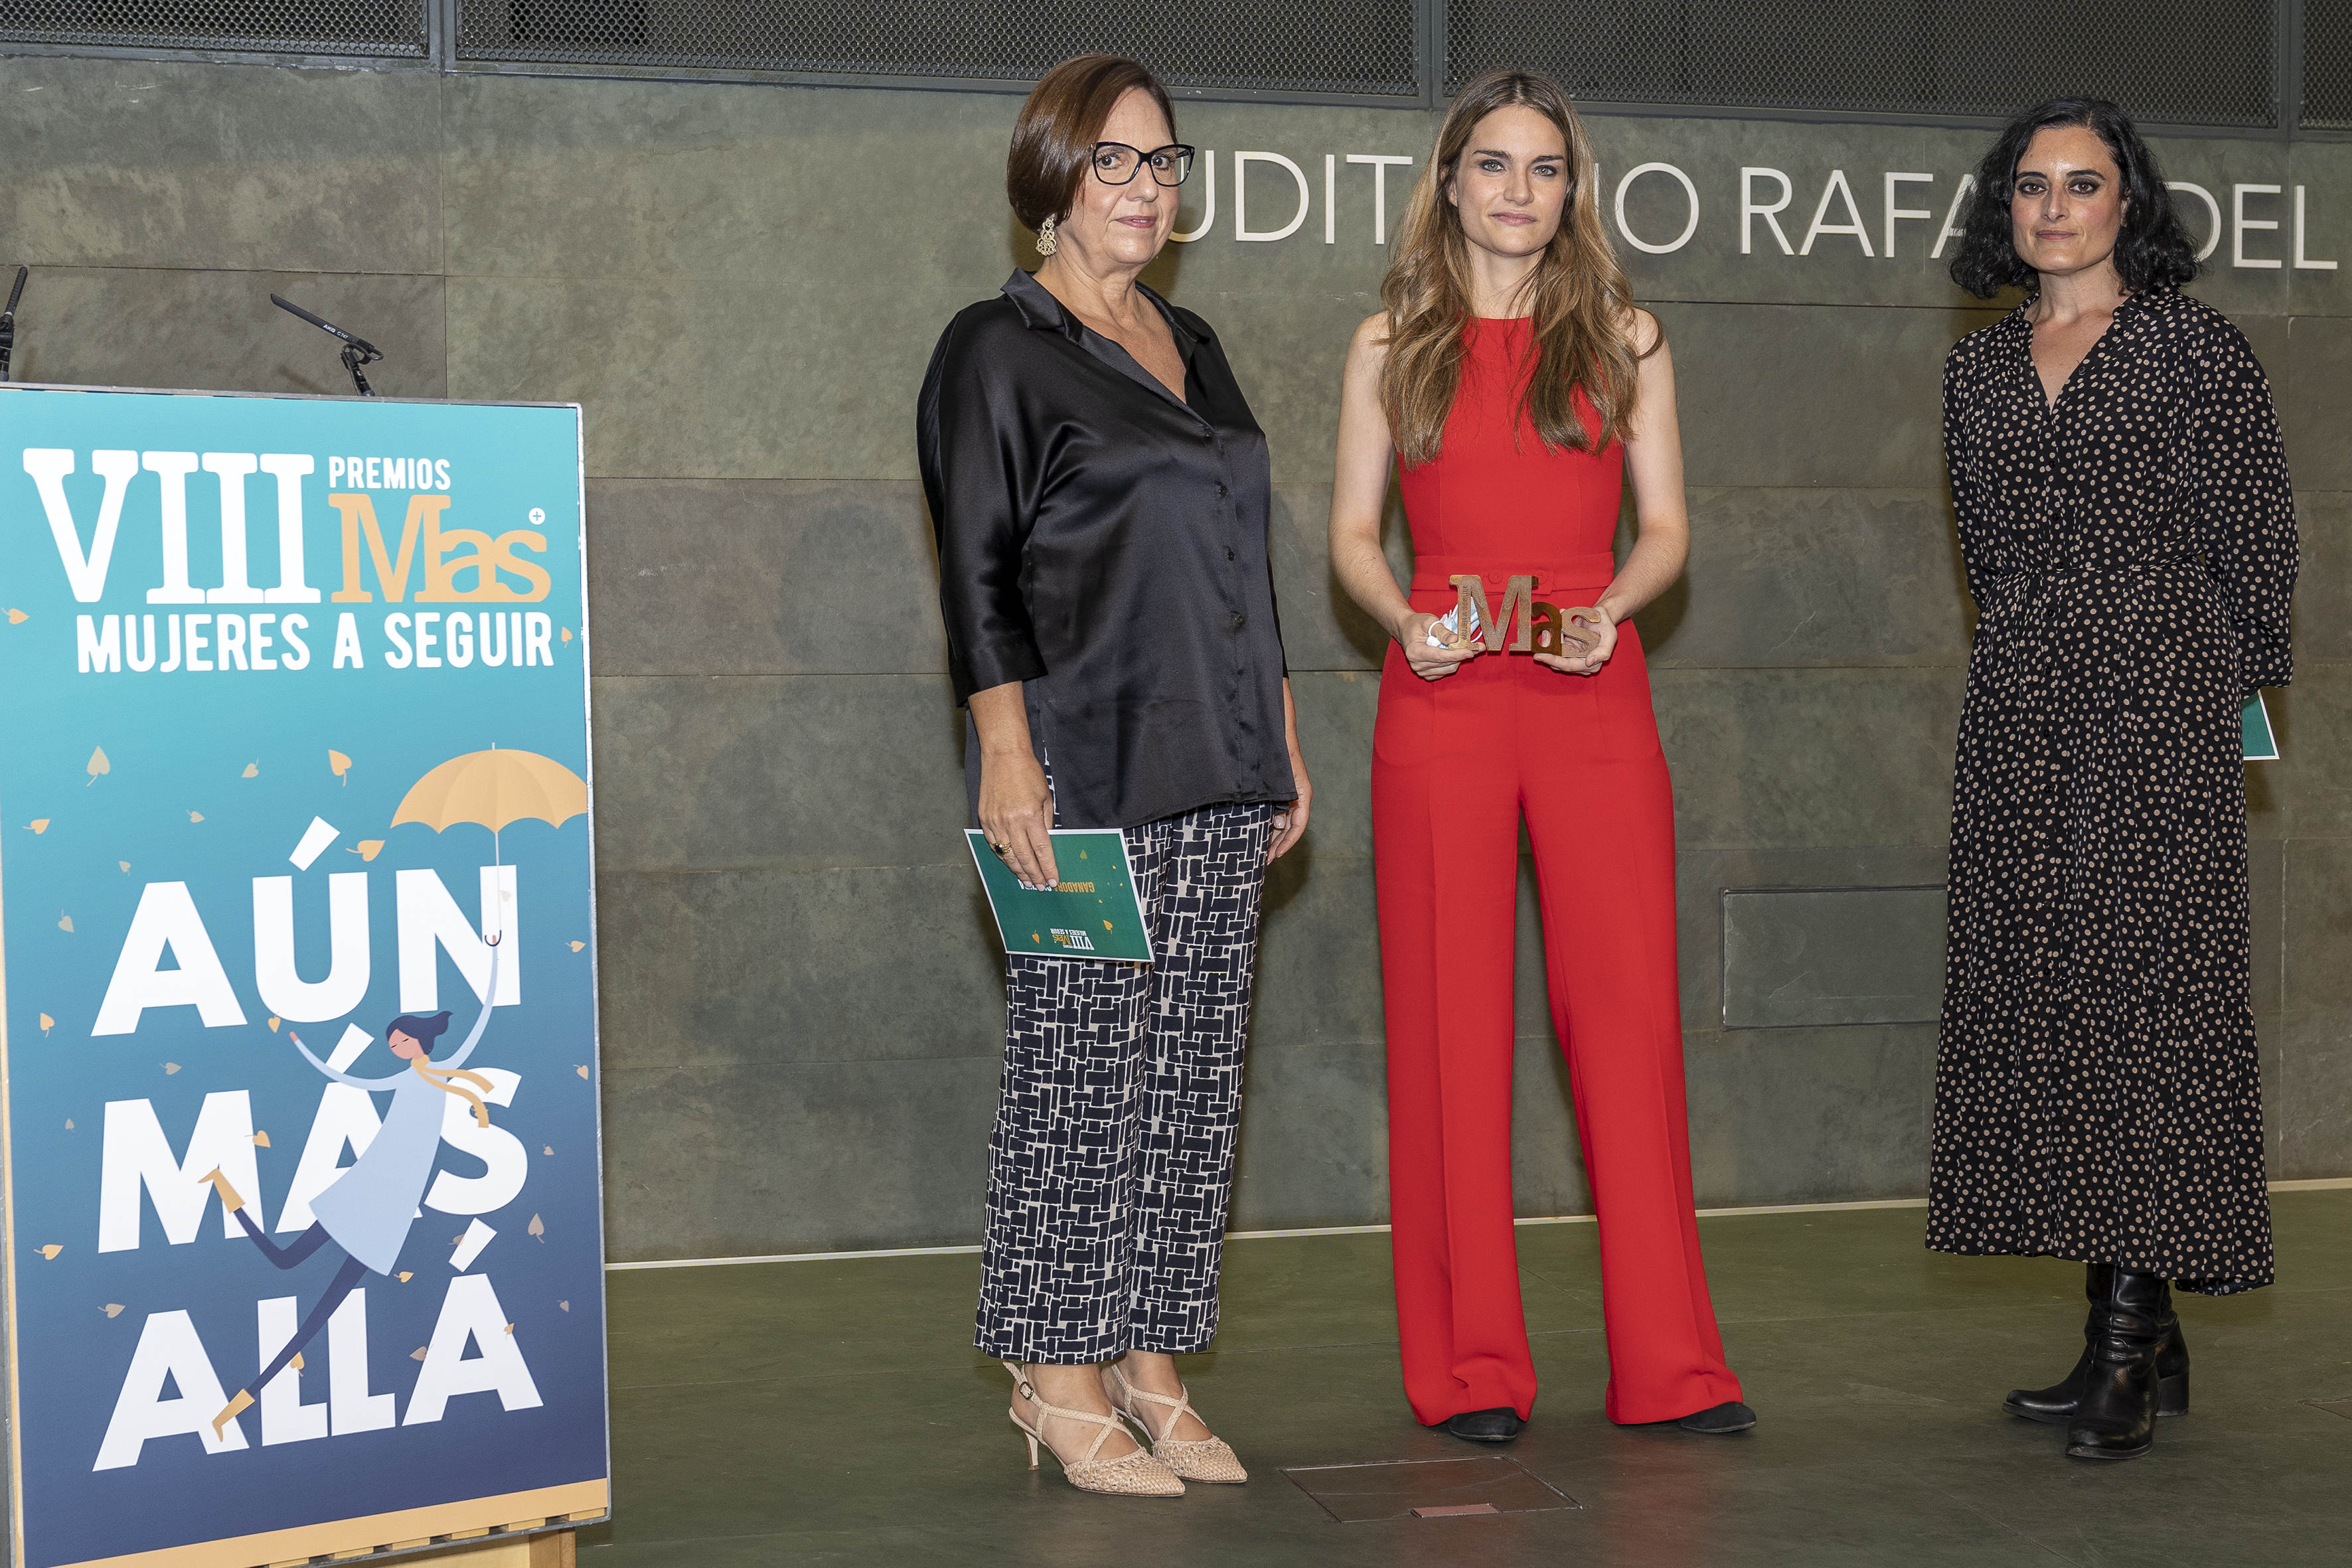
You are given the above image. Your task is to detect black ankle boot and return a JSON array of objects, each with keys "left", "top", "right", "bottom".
[
  {"left": 2065, "top": 1266, "right": 2168, "bottom": 1460},
  {"left": 2006, "top": 1263, "right": 2189, "bottom": 1424}
]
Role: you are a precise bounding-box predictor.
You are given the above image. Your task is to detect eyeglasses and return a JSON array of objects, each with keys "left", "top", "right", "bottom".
[{"left": 1089, "top": 142, "right": 1196, "bottom": 187}]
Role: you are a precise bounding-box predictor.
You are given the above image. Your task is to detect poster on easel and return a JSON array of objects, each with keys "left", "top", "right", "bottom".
[{"left": 0, "top": 384, "right": 609, "bottom": 1568}]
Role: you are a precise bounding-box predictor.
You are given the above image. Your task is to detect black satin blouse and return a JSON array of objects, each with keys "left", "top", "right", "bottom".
[{"left": 917, "top": 269, "right": 1295, "bottom": 830}]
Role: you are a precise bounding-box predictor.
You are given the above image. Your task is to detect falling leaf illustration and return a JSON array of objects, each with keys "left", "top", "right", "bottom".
[
  {"left": 559, "top": 1300, "right": 570, "bottom": 1312},
  {"left": 6, "top": 608, "right": 26, "bottom": 624},
  {"left": 163, "top": 1062, "right": 181, "bottom": 1075},
  {"left": 569, "top": 940, "right": 585, "bottom": 952},
  {"left": 39, "top": 1014, "right": 54, "bottom": 1035},
  {"left": 57, "top": 912, "right": 73, "bottom": 933},
  {"left": 27, "top": 819, "right": 48, "bottom": 834},
  {"left": 1103, "top": 921, "right": 1113, "bottom": 931},
  {"left": 503, "top": 1323, "right": 515, "bottom": 1336},
  {"left": 102, "top": 1304, "right": 123, "bottom": 1318},
  {"left": 188, "top": 811, "right": 203, "bottom": 823},
  {"left": 542, "top": 1145, "right": 554, "bottom": 1156},
  {"left": 252, "top": 1131, "right": 271, "bottom": 1148},
  {"left": 63, "top": 1118, "right": 73, "bottom": 1129},
  {"left": 240, "top": 762, "right": 258, "bottom": 779},
  {"left": 410, "top": 1346, "right": 428, "bottom": 1361},
  {"left": 38, "top": 1245, "right": 61, "bottom": 1260},
  {"left": 329, "top": 749, "right": 353, "bottom": 783},
  {"left": 118, "top": 860, "right": 130, "bottom": 873},
  {"left": 268, "top": 1017, "right": 281, "bottom": 1032},
  {"left": 397, "top": 1271, "right": 412, "bottom": 1283},
  {"left": 574, "top": 1065, "right": 589, "bottom": 1080},
  {"left": 86, "top": 746, "right": 108, "bottom": 784},
  {"left": 560, "top": 626, "right": 574, "bottom": 642},
  {"left": 351, "top": 839, "right": 384, "bottom": 861},
  {"left": 527, "top": 1214, "right": 545, "bottom": 1240},
  {"left": 290, "top": 1352, "right": 304, "bottom": 1371}
]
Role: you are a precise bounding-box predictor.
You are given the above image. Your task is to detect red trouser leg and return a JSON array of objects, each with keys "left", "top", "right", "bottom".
[
  {"left": 1519, "top": 625, "right": 1743, "bottom": 1425},
  {"left": 1373, "top": 643, "right": 1535, "bottom": 1424}
]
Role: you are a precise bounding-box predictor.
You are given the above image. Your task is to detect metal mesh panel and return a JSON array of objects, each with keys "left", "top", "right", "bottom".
[
  {"left": 2305, "top": 0, "right": 2352, "bottom": 125},
  {"left": 0, "top": 0, "right": 425, "bottom": 54},
  {"left": 1447, "top": 0, "right": 2279, "bottom": 126},
  {"left": 453, "top": 0, "right": 1420, "bottom": 95}
]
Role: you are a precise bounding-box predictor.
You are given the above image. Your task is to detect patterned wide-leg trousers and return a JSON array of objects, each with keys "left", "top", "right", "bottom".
[{"left": 974, "top": 799, "right": 1277, "bottom": 1364}]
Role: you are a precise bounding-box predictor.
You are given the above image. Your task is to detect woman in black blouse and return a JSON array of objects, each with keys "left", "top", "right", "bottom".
[
  {"left": 1934, "top": 98, "right": 2296, "bottom": 1463},
  {"left": 917, "top": 54, "right": 1309, "bottom": 1497}
]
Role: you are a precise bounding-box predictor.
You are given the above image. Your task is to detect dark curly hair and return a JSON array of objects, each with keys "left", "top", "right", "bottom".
[{"left": 1948, "top": 98, "right": 2201, "bottom": 299}]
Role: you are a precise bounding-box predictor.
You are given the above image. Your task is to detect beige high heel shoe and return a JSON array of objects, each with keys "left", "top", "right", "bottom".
[
  {"left": 1103, "top": 1360, "right": 1247, "bottom": 1484},
  {"left": 1003, "top": 1362, "right": 1185, "bottom": 1497}
]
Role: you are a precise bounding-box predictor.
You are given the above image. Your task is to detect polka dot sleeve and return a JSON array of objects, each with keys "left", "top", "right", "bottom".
[{"left": 2189, "top": 320, "right": 2298, "bottom": 694}]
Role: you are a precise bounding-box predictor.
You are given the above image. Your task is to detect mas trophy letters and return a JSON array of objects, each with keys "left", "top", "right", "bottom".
[{"left": 1431, "top": 574, "right": 1605, "bottom": 655}]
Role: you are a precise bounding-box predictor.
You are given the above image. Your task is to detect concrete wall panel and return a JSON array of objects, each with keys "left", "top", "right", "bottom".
[
  {"left": 11, "top": 267, "right": 447, "bottom": 400},
  {"left": 586, "top": 479, "right": 945, "bottom": 678},
  {"left": 0, "top": 57, "right": 442, "bottom": 274}
]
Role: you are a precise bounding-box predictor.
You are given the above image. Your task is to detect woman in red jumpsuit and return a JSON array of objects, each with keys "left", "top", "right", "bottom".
[{"left": 1329, "top": 68, "right": 1751, "bottom": 1443}]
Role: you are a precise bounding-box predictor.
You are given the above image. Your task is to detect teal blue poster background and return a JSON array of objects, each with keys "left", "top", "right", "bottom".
[{"left": 0, "top": 386, "right": 607, "bottom": 1567}]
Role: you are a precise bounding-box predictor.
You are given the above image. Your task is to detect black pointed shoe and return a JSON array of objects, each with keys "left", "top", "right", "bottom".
[
  {"left": 1675, "top": 1401, "right": 1757, "bottom": 1434},
  {"left": 1440, "top": 1407, "right": 1524, "bottom": 1443},
  {"left": 2006, "top": 1263, "right": 2189, "bottom": 1425},
  {"left": 2065, "top": 1266, "right": 2169, "bottom": 1460}
]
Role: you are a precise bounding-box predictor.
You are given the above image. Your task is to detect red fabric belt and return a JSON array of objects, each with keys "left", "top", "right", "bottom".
[{"left": 1408, "top": 552, "right": 1618, "bottom": 593}]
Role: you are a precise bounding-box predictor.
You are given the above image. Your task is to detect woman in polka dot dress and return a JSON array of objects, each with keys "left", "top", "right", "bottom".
[{"left": 1934, "top": 98, "right": 2296, "bottom": 1464}]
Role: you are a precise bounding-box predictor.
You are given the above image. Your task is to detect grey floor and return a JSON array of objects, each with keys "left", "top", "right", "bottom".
[{"left": 579, "top": 1190, "right": 2352, "bottom": 1565}]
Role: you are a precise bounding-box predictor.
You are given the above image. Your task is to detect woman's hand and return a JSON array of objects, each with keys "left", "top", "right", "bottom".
[
  {"left": 1270, "top": 748, "right": 1312, "bottom": 861},
  {"left": 979, "top": 749, "right": 1058, "bottom": 890},
  {"left": 1397, "top": 610, "right": 1482, "bottom": 681},
  {"left": 1535, "top": 605, "right": 1616, "bottom": 677}
]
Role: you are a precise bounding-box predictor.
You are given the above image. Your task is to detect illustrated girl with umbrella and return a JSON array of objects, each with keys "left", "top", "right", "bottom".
[
  {"left": 200, "top": 744, "right": 586, "bottom": 1438},
  {"left": 204, "top": 935, "right": 501, "bottom": 1437}
]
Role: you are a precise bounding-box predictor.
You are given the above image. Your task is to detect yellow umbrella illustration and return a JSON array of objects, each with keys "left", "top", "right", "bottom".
[{"left": 390, "top": 745, "right": 587, "bottom": 864}]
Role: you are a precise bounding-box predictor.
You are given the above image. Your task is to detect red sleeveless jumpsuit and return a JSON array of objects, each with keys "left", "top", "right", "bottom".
[{"left": 1373, "top": 317, "right": 1744, "bottom": 1426}]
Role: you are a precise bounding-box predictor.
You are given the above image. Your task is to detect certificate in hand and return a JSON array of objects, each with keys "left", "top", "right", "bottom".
[
  {"left": 965, "top": 828, "right": 1155, "bottom": 962},
  {"left": 2242, "top": 691, "right": 2279, "bottom": 761}
]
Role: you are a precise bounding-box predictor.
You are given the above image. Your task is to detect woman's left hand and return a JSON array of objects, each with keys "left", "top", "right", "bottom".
[
  {"left": 1535, "top": 604, "right": 1616, "bottom": 678},
  {"left": 1270, "top": 749, "right": 1312, "bottom": 860}
]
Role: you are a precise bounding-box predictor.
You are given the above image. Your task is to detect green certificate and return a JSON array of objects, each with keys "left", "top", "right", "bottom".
[
  {"left": 2244, "top": 691, "right": 2279, "bottom": 761},
  {"left": 965, "top": 828, "right": 1154, "bottom": 963}
]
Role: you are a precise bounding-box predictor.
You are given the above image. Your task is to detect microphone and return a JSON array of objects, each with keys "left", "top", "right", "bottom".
[
  {"left": 0, "top": 266, "right": 27, "bottom": 384},
  {"left": 270, "top": 292, "right": 383, "bottom": 397}
]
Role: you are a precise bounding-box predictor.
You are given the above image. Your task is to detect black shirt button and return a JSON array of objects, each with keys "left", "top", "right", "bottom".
[
  {"left": 1231, "top": 613, "right": 1246, "bottom": 629},
  {"left": 1216, "top": 483, "right": 1229, "bottom": 498},
  {"left": 1225, "top": 548, "right": 1235, "bottom": 561}
]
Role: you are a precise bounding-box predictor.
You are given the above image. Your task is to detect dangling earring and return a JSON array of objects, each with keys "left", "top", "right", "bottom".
[{"left": 1036, "top": 215, "right": 1058, "bottom": 256}]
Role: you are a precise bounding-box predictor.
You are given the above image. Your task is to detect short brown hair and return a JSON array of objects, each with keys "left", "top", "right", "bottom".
[{"left": 1006, "top": 55, "right": 1177, "bottom": 233}]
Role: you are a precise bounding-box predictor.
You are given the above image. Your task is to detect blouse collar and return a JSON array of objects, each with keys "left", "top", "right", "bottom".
[
  {"left": 1001, "top": 268, "right": 1208, "bottom": 346},
  {"left": 2003, "top": 285, "right": 2167, "bottom": 334}
]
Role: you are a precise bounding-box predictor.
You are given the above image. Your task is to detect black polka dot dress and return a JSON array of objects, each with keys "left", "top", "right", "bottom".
[{"left": 1928, "top": 288, "right": 2296, "bottom": 1296}]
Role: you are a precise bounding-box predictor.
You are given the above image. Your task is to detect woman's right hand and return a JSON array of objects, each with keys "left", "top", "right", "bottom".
[
  {"left": 1395, "top": 611, "right": 1481, "bottom": 681},
  {"left": 979, "top": 750, "right": 1058, "bottom": 890}
]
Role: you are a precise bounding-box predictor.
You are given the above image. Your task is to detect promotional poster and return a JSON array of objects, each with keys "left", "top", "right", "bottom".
[{"left": 0, "top": 385, "right": 608, "bottom": 1567}]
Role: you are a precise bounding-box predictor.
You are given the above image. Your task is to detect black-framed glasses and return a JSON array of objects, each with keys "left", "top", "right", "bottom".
[{"left": 1089, "top": 142, "right": 1196, "bottom": 187}]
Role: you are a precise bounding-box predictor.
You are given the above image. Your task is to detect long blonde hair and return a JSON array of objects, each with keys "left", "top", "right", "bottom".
[{"left": 1379, "top": 69, "right": 1647, "bottom": 466}]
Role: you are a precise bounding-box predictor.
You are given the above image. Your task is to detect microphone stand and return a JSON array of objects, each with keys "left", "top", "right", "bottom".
[
  {"left": 0, "top": 267, "right": 26, "bottom": 383},
  {"left": 270, "top": 293, "right": 382, "bottom": 396}
]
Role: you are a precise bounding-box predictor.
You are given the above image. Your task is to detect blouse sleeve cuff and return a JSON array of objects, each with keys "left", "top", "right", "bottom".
[
  {"left": 2240, "top": 637, "right": 2293, "bottom": 695},
  {"left": 951, "top": 640, "right": 1048, "bottom": 706}
]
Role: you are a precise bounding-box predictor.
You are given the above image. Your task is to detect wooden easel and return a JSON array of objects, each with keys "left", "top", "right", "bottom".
[{"left": 395, "top": 1526, "right": 576, "bottom": 1566}]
